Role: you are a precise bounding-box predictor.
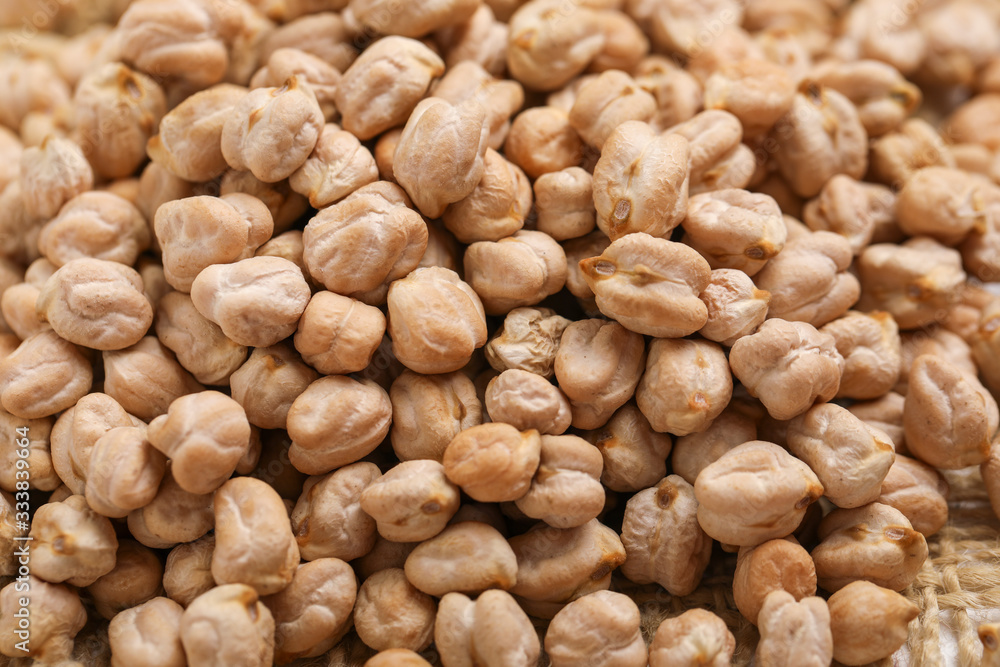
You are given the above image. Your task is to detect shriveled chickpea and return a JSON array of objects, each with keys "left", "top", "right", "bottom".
[
  {"left": 0, "top": 408, "right": 58, "bottom": 494},
  {"left": 155, "top": 291, "right": 248, "bottom": 386},
  {"left": 30, "top": 494, "right": 118, "bottom": 587},
  {"left": 786, "top": 403, "right": 895, "bottom": 509},
  {"left": 108, "top": 597, "right": 184, "bottom": 667},
  {"left": 802, "top": 175, "right": 896, "bottom": 255},
  {"left": 506, "top": 0, "right": 606, "bottom": 91},
  {"left": 229, "top": 343, "right": 319, "bottom": 430},
  {"left": 621, "top": 475, "right": 712, "bottom": 596},
  {"left": 581, "top": 233, "right": 711, "bottom": 337},
  {"left": 485, "top": 307, "right": 570, "bottom": 380},
  {"left": 286, "top": 376, "right": 392, "bottom": 475},
  {"left": 733, "top": 537, "right": 817, "bottom": 626},
  {"left": 648, "top": 608, "right": 735, "bottom": 667},
  {"left": 103, "top": 337, "right": 204, "bottom": 422},
  {"left": 290, "top": 122, "right": 378, "bottom": 209},
  {"left": 508, "top": 519, "right": 626, "bottom": 617},
  {"left": 127, "top": 472, "right": 214, "bottom": 550},
  {"left": 250, "top": 47, "right": 340, "bottom": 121},
  {"left": 387, "top": 267, "right": 488, "bottom": 374},
  {"left": 261, "top": 12, "right": 357, "bottom": 73},
  {"left": 36, "top": 258, "right": 152, "bottom": 351},
  {"left": 698, "top": 268, "right": 770, "bottom": 346},
  {"left": 0, "top": 329, "right": 93, "bottom": 419},
  {"left": 0, "top": 575, "right": 86, "bottom": 662},
  {"left": 302, "top": 181, "right": 428, "bottom": 304},
  {"left": 390, "top": 370, "right": 482, "bottom": 462},
  {"left": 513, "top": 434, "right": 604, "bottom": 528},
  {"left": 85, "top": 426, "right": 166, "bottom": 518},
  {"left": 147, "top": 391, "right": 250, "bottom": 495},
  {"left": 592, "top": 121, "right": 690, "bottom": 240},
  {"left": 354, "top": 568, "right": 436, "bottom": 653},
  {"left": 754, "top": 592, "right": 832, "bottom": 667},
  {"left": 811, "top": 502, "right": 927, "bottom": 592},
  {"left": 485, "top": 370, "right": 572, "bottom": 435},
  {"left": 163, "top": 535, "right": 216, "bottom": 608},
  {"left": 820, "top": 310, "right": 901, "bottom": 400},
  {"left": 827, "top": 581, "right": 918, "bottom": 666},
  {"left": 443, "top": 423, "right": 541, "bottom": 502},
  {"left": 636, "top": 338, "right": 732, "bottom": 437},
  {"left": 505, "top": 106, "right": 584, "bottom": 179},
  {"left": 404, "top": 521, "right": 518, "bottom": 596},
  {"left": 868, "top": 117, "right": 954, "bottom": 186},
  {"left": 431, "top": 60, "right": 525, "bottom": 151},
  {"left": 442, "top": 149, "right": 531, "bottom": 244},
  {"left": 544, "top": 590, "right": 645, "bottom": 667},
  {"left": 582, "top": 402, "right": 671, "bottom": 492},
  {"left": 897, "top": 327, "right": 977, "bottom": 396},
  {"left": 436, "top": 589, "right": 540, "bottom": 667},
  {"left": 704, "top": 58, "right": 796, "bottom": 139},
  {"left": 19, "top": 136, "right": 92, "bottom": 219},
  {"left": 180, "top": 584, "right": 275, "bottom": 667},
  {"left": 146, "top": 83, "right": 247, "bottom": 182},
  {"left": 878, "top": 454, "right": 950, "bottom": 537},
  {"left": 291, "top": 462, "right": 381, "bottom": 562},
  {"left": 632, "top": 55, "right": 702, "bottom": 131},
  {"left": 360, "top": 460, "right": 461, "bottom": 542},
  {"left": 87, "top": 539, "right": 163, "bottom": 620},
  {"left": 896, "top": 167, "right": 997, "bottom": 245},
  {"left": 220, "top": 169, "right": 310, "bottom": 235},
  {"left": 665, "top": 110, "right": 750, "bottom": 194},
  {"left": 695, "top": 441, "right": 824, "bottom": 547},
  {"left": 221, "top": 76, "right": 325, "bottom": 182},
  {"left": 729, "top": 319, "right": 844, "bottom": 421},
  {"left": 683, "top": 189, "right": 786, "bottom": 277}
]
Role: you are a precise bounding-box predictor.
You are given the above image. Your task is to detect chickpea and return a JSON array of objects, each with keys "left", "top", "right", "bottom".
[
  {"left": 87, "top": 540, "right": 163, "bottom": 619},
  {"left": 820, "top": 310, "right": 901, "bottom": 400},
  {"left": 802, "top": 175, "right": 896, "bottom": 255},
  {"left": 0, "top": 329, "right": 93, "bottom": 419},
  {"left": 683, "top": 189, "right": 786, "bottom": 277},
  {"left": 390, "top": 370, "right": 482, "bottom": 462},
  {"left": 155, "top": 291, "right": 248, "bottom": 386},
  {"left": 545, "top": 590, "right": 646, "bottom": 667},
  {"left": 754, "top": 592, "right": 832, "bottom": 667},
  {"left": 436, "top": 589, "right": 541, "bottom": 667},
  {"left": 163, "top": 535, "right": 216, "bottom": 608},
  {"left": 583, "top": 402, "right": 672, "bottom": 492},
  {"left": 431, "top": 60, "right": 525, "bottom": 151},
  {"left": 180, "top": 584, "right": 275, "bottom": 667},
  {"left": 220, "top": 169, "right": 310, "bottom": 235},
  {"left": 698, "top": 268, "right": 771, "bottom": 346},
  {"left": 108, "top": 597, "right": 185, "bottom": 667},
  {"left": 360, "top": 460, "right": 461, "bottom": 542},
  {"left": 354, "top": 568, "right": 436, "bottom": 653},
  {"left": 514, "top": 434, "right": 604, "bottom": 528},
  {"left": 404, "top": 521, "right": 518, "bottom": 596},
  {"left": 506, "top": 0, "right": 606, "bottom": 91},
  {"left": 827, "top": 581, "right": 918, "bottom": 665},
  {"left": 464, "top": 230, "right": 568, "bottom": 315},
  {"left": 19, "top": 136, "right": 93, "bottom": 219},
  {"left": 878, "top": 454, "right": 950, "bottom": 537},
  {"left": 436, "top": 5, "right": 509, "bottom": 77},
  {"left": 260, "top": 12, "right": 358, "bottom": 73},
  {"left": 896, "top": 167, "right": 998, "bottom": 245},
  {"left": 250, "top": 48, "right": 340, "bottom": 121},
  {"left": 485, "top": 370, "right": 572, "bottom": 435},
  {"left": 733, "top": 537, "right": 817, "bottom": 626},
  {"left": 485, "top": 307, "right": 570, "bottom": 380},
  {"left": 648, "top": 608, "right": 736, "bottom": 667},
  {"left": 290, "top": 122, "right": 379, "bottom": 209},
  {"left": 291, "top": 462, "right": 381, "bottom": 562},
  {"left": 0, "top": 407, "right": 59, "bottom": 493},
  {"left": 103, "top": 337, "right": 205, "bottom": 423},
  {"left": 30, "top": 494, "right": 118, "bottom": 587},
  {"left": 0, "top": 576, "right": 86, "bottom": 662},
  {"left": 85, "top": 426, "right": 166, "bottom": 518},
  {"left": 848, "top": 391, "right": 907, "bottom": 456},
  {"left": 229, "top": 343, "right": 320, "bottom": 430},
  {"left": 869, "top": 117, "right": 954, "bottom": 186},
  {"left": 442, "top": 149, "right": 532, "bottom": 244},
  {"left": 127, "top": 472, "right": 214, "bottom": 550},
  {"left": 443, "top": 423, "right": 541, "bottom": 503},
  {"left": 633, "top": 55, "right": 702, "bottom": 132},
  {"left": 504, "top": 106, "right": 584, "bottom": 179},
  {"left": 704, "top": 58, "right": 796, "bottom": 139}
]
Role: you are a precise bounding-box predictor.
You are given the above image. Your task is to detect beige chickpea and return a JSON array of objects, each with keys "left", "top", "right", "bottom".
[
  {"left": 127, "top": 472, "right": 214, "bottom": 550},
  {"left": 72, "top": 62, "right": 166, "bottom": 180},
  {"left": 442, "top": 149, "right": 532, "bottom": 244},
  {"left": 0, "top": 329, "right": 93, "bottom": 419},
  {"left": 904, "top": 354, "right": 998, "bottom": 469},
  {"left": 389, "top": 370, "right": 482, "bottom": 462},
  {"left": 787, "top": 403, "right": 895, "bottom": 508},
  {"left": 683, "top": 189, "right": 786, "bottom": 276},
  {"left": 443, "top": 423, "right": 540, "bottom": 502},
  {"left": 665, "top": 110, "right": 747, "bottom": 192},
  {"left": 544, "top": 590, "right": 645, "bottom": 667},
  {"left": 770, "top": 84, "right": 868, "bottom": 198},
  {"left": 485, "top": 370, "right": 572, "bottom": 435},
  {"left": 820, "top": 310, "right": 901, "bottom": 400},
  {"left": 733, "top": 537, "right": 817, "bottom": 626},
  {"left": 848, "top": 391, "right": 907, "bottom": 454},
  {"left": 431, "top": 60, "right": 525, "bottom": 150},
  {"left": 811, "top": 59, "right": 921, "bottom": 137},
  {"left": 30, "top": 494, "right": 118, "bottom": 587},
  {"left": 221, "top": 76, "right": 325, "bottom": 182},
  {"left": 260, "top": 12, "right": 357, "bottom": 73},
  {"left": 286, "top": 376, "right": 391, "bottom": 475},
  {"left": 869, "top": 117, "right": 954, "bottom": 186},
  {"left": 85, "top": 426, "right": 166, "bottom": 518},
  {"left": 811, "top": 502, "right": 927, "bottom": 592},
  {"left": 290, "top": 122, "right": 378, "bottom": 209},
  {"left": 180, "top": 584, "right": 275, "bottom": 667},
  {"left": 258, "top": 565, "right": 353, "bottom": 666},
  {"left": 387, "top": 267, "right": 488, "bottom": 374},
  {"left": 147, "top": 390, "right": 251, "bottom": 495},
  {"left": 0, "top": 180, "right": 43, "bottom": 266},
  {"left": 0, "top": 55, "right": 69, "bottom": 136},
  {"left": 155, "top": 291, "right": 248, "bottom": 386},
  {"left": 291, "top": 462, "right": 381, "bottom": 561},
  {"left": 648, "top": 608, "right": 735, "bottom": 667},
  {"left": 229, "top": 343, "right": 319, "bottom": 430},
  {"left": 508, "top": 519, "right": 625, "bottom": 616},
  {"left": 250, "top": 47, "right": 340, "bottom": 121},
  {"left": 302, "top": 181, "right": 428, "bottom": 304},
  {"left": 582, "top": 402, "right": 671, "bottom": 492},
  {"left": 87, "top": 539, "right": 163, "bottom": 620},
  {"left": 506, "top": 0, "right": 605, "bottom": 91},
  {"left": 695, "top": 441, "right": 824, "bottom": 547},
  {"left": 754, "top": 592, "right": 832, "bottom": 667},
  {"left": 36, "top": 258, "right": 152, "bottom": 351},
  {"left": 803, "top": 175, "right": 896, "bottom": 255},
  {"left": 464, "top": 230, "right": 566, "bottom": 315},
  {"left": 147, "top": 83, "right": 247, "bottom": 182},
  {"left": 533, "top": 167, "right": 595, "bottom": 242},
  {"left": 394, "top": 97, "right": 490, "bottom": 218},
  {"left": 435, "top": 589, "right": 540, "bottom": 667},
  {"left": 191, "top": 256, "right": 311, "bottom": 348},
  {"left": 698, "top": 268, "right": 770, "bottom": 346},
  {"left": 256, "top": 230, "right": 315, "bottom": 287},
  {"left": 592, "top": 121, "right": 690, "bottom": 240},
  {"left": 0, "top": 126, "right": 20, "bottom": 192},
  {"left": 620, "top": 475, "right": 712, "bottom": 596},
  {"left": 704, "top": 59, "right": 796, "bottom": 139},
  {"left": 0, "top": 576, "right": 86, "bottom": 662},
  {"left": 581, "top": 233, "right": 711, "bottom": 338},
  {"left": 354, "top": 568, "right": 436, "bottom": 653},
  {"left": 163, "top": 535, "right": 216, "bottom": 608},
  {"left": 897, "top": 327, "right": 977, "bottom": 397},
  {"left": 878, "top": 454, "right": 950, "bottom": 537},
  {"left": 154, "top": 193, "right": 274, "bottom": 293},
  {"left": 1, "top": 281, "right": 47, "bottom": 340},
  {"left": 136, "top": 162, "right": 196, "bottom": 223},
  {"left": 568, "top": 70, "right": 656, "bottom": 150},
  {"left": 514, "top": 434, "right": 604, "bottom": 528},
  {"left": 896, "top": 167, "right": 997, "bottom": 245},
  {"left": 355, "top": 535, "right": 420, "bottom": 581},
  {"left": 827, "top": 581, "right": 918, "bottom": 666},
  {"left": 0, "top": 409, "right": 57, "bottom": 495},
  {"left": 504, "top": 106, "right": 584, "bottom": 179},
  {"left": 405, "top": 521, "right": 518, "bottom": 596},
  {"left": 636, "top": 338, "right": 732, "bottom": 437},
  {"left": 350, "top": 0, "right": 478, "bottom": 37},
  {"left": 292, "top": 292, "right": 383, "bottom": 376},
  {"left": 632, "top": 55, "right": 702, "bottom": 132},
  {"left": 360, "top": 460, "right": 461, "bottom": 542},
  {"left": 436, "top": 5, "right": 509, "bottom": 77},
  {"left": 485, "top": 307, "right": 570, "bottom": 380},
  {"left": 625, "top": 0, "right": 744, "bottom": 56},
  {"left": 212, "top": 477, "right": 299, "bottom": 596},
  {"left": 103, "top": 337, "right": 205, "bottom": 422},
  {"left": 108, "top": 597, "right": 185, "bottom": 667},
  {"left": 220, "top": 169, "right": 310, "bottom": 235},
  {"left": 365, "top": 649, "right": 433, "bottom": 666},
  {"left": 729, "top": 318, "right": 844, "bottom": 421},
  {"left": 19, "top": 136, "right": 92, "bottom": 219},
  {"left": 589, "top": 8, "right": 648, "bottom": 70}
]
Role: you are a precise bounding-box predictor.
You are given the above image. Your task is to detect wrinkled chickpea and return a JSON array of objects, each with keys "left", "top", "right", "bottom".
[
  {"left": 163, "top": 535, "right": 216, "bottom": 608},
  {"left": 289, "top": 122, "right": 378, "bottom": 209},
  {"left": 87, "top": 539, "right": 163, "bottom": 619},
  {"left": 648, "top": 608, "right": 736, "bottom": 667},
  {"left": 30, "top": 494, "right": 118, "bottom": 587},
  {"left": 155, "top": 291, "right": 248, "bottom": 386},
  {"left": 442, "top": 148, "right": 532, "bottom": 244},
  {"left": 514, "top": 434, "right": 605, "bottom": 528},
  {"left": 180, "top": 583, "right": 275, "bottom": 667},
  {"left": 733, "top": 537, "right": 817, "bottom": 626},
  {"left": 0, "top": 575, "right": 86, "bottom": 662},
  {"left": 0, "top": 329, "right": 93, "bottom": 419},
  {"left": 291, "top": 462, "right": 381, "bottom": 562},
  {"left": 443, "top": 422, "right": 541, "bottom": 502},
  {"left": 85, "top": 426, "right": 166, "bottom": 518},
  {"left": 404, "top": 521, "right": 518, "bottom": 597},
  {"left": 682, "top": 189, "right": 786, "bottom": 277},
  {"left": 754, "top": 592, "right": 832, "bottom": 667},
  {"left": 878, "top": 454, "right": 950, "bottom": 537},
  {"left": 108, "top": 597, "right": 185, "bottom": 667},
  {"left": 464, "top": 230, "right": 567, "bottom": 315},
  {"left": 127, "top": 472, "right": 214, "bottom": 550},
  {"left": 485, "top": 370, "right": 572, "bottom": 435},
  {"left": 504, "top": 106, "right": 584, "bottom": 179},
  {"left": 698, "top": 268, "right": 770, "bottom": 346},
  {"left": 360, "top": 460, "right": 461, "bottom": 542}
]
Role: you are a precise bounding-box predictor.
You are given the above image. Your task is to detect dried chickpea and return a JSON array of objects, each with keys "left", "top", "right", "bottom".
[
  {"left": 260, "top": 12, "right": 357, "bottom": 73},
  {"left": 827, "top": 581, "right": 918, "bottom": 666},
  {"left": 465, "top": 230, "right": 567, "bottom": 315},
  {"left": 878, "top": 454, "right": 950, "bottom": 537},
  {"left": 127, "top": 472, "right": 214, "bottom": 550},
  {"left": 291, "top": 291, "right": 383, "bottom": 376},
  {"left": 632, "top": 55, "right": 702, "bottom": 131},
  {"left": 754, "top": 592, "right": 832, "bottom": 667},
  {"left": 704, "top": 58, "right": 796, "bottom": 139},
  {"left": 698, "top": 268, "right": 770, "bottom": 346},
  {"left": 290, "top": 122, "right": 378, "bottom": 209},
  {"left": 811, "top": 59, "right": 921, "bottom": 137},
  {"left": 567, "top": 70, "right": 656, "bottom": 150},
  {"left": 354, "top": 568, "right": 436, "bottom": 653},
  {"left": 431, "top": 60, "right": 525, "bottom": 150},
  {"left": 695, "top": 440, "right": 824, "bottom": 547},
  {"left": 802, "top": 175, "right": 896, "bottom": 255},
  {"left": 0, "top": 329, "right": 93, "bottom": 419},
  {"left": 19, "top": 136, "right": 93, "bottom": 219},
  {"left": 229, "top": 343, "right": 319, "bottom": 430},
  {"left": 36, "top": 258, "right": 153, "bottom": 351},
  {"left": 811, "top": 502, "right": 928, "bottom": 592},
  {"left": 442, "top": 148, "right": 531, "bottom": 244},
  {"left": 435, "top": 589, "right": 540, "bottom": 667},
  {"left": 0, "top": 575, "right": 86, "bottom": 662},
  {"left": 155, "top": 291, "right": 248, "bottom": 386},
  {"left": 87, "top": 539, "right": 163, "bottom": 620},
  {"left": 506, "top": 0, "right": 606, "bottom": 91},
  {"left": 485, "top": 369, "right": 572, "bottom": 435},
  {"left": 665, "top": 110, "right": 748, "bottom": 194},
  {"left": 0, "top": 281, "right": 47, "bottom": 340},
  {"left": 108, "top": 597, "right": 185, "bottom": 667},
  {"left": 365, "top": 649, "right": 433, "bottom": 667},
  {"left": 180, "top": 584, "right": 275, "bottom": 667},
  {"left": 103, "top": 337, "right": 205, "bottom": 422},
  {"left": 250, "top": 48, "right": 340, "bottom": 121},
  {"left": 389, "top": 370, "right": 482, "bottom": 462},
  {"left": 683, "top": 189, "right": 786, "bottom": 277},
  {"left": 544, "top": 590, "right": 645, "bottom": 667},
  {"left": 734, "top": 537, "right": 817, "bottom": 626},
  {"left": 648, "top": 609, "right": 735, "bottom": 667},
  {"left": 636, "top": 338, "right": 732, "bottom": 437},
  {"left": 436, "top": 5, "right": 509, "bottom": 77},
  {"left": 513, "top": 434, "right": 604, "bottom": 528},
  {"left": 220, "top": 169, "right": 310, "bottom": 235},
  {"left": 350, "top": 0, "right": 478, "bottom": 37},
  {"left": 897, "top": 327, "right": 977, "bottom": 396},
  {"left": 85, "top": 426, "right": 166, "bottom": 518},
  {"left": 286, "top": 376, "right": 392, "bottom": 475},
  {"left": 896, "top": 167, "right": 997, "bottom": 245},
  {"left": 404, "top": 521, "right": 518, "bottom": 596},
  {"left": 360, "top": 460, "right": 461, "bottom": 542},
  {"left": 485, "top": 307, "right": 570, "bottom": 379},
  {"left": 620, "top": 475, "right": 711, "bottom": 596},
  {"left": 291, "top": 462, "right": 381, "bottom": 562},
  {"left": 820, "top": 310, "right": 901, "bottom": 399},
  {"left": 848, "top": 391, "right": 907, "bottom": 455},
  {"left": 504, "top": 106, "right": 584, "bottom": 179},
  {"left": 30, "top": 494, "right": 118, "bottom": 587},
  {"left": 443, "top": 423, "right": 541, "bottom": 502},
  {"left": 580, "top": 402, "right": 671, "bottom": 492},
  {"left": 0, "top": 408, "right": 57, "bottom": 493},
  {"left": 163, "top": 535, "right": 216, "bottom": 608},
  {"left": 868, "top": 117, "right": 954, "bottom": 186}
]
